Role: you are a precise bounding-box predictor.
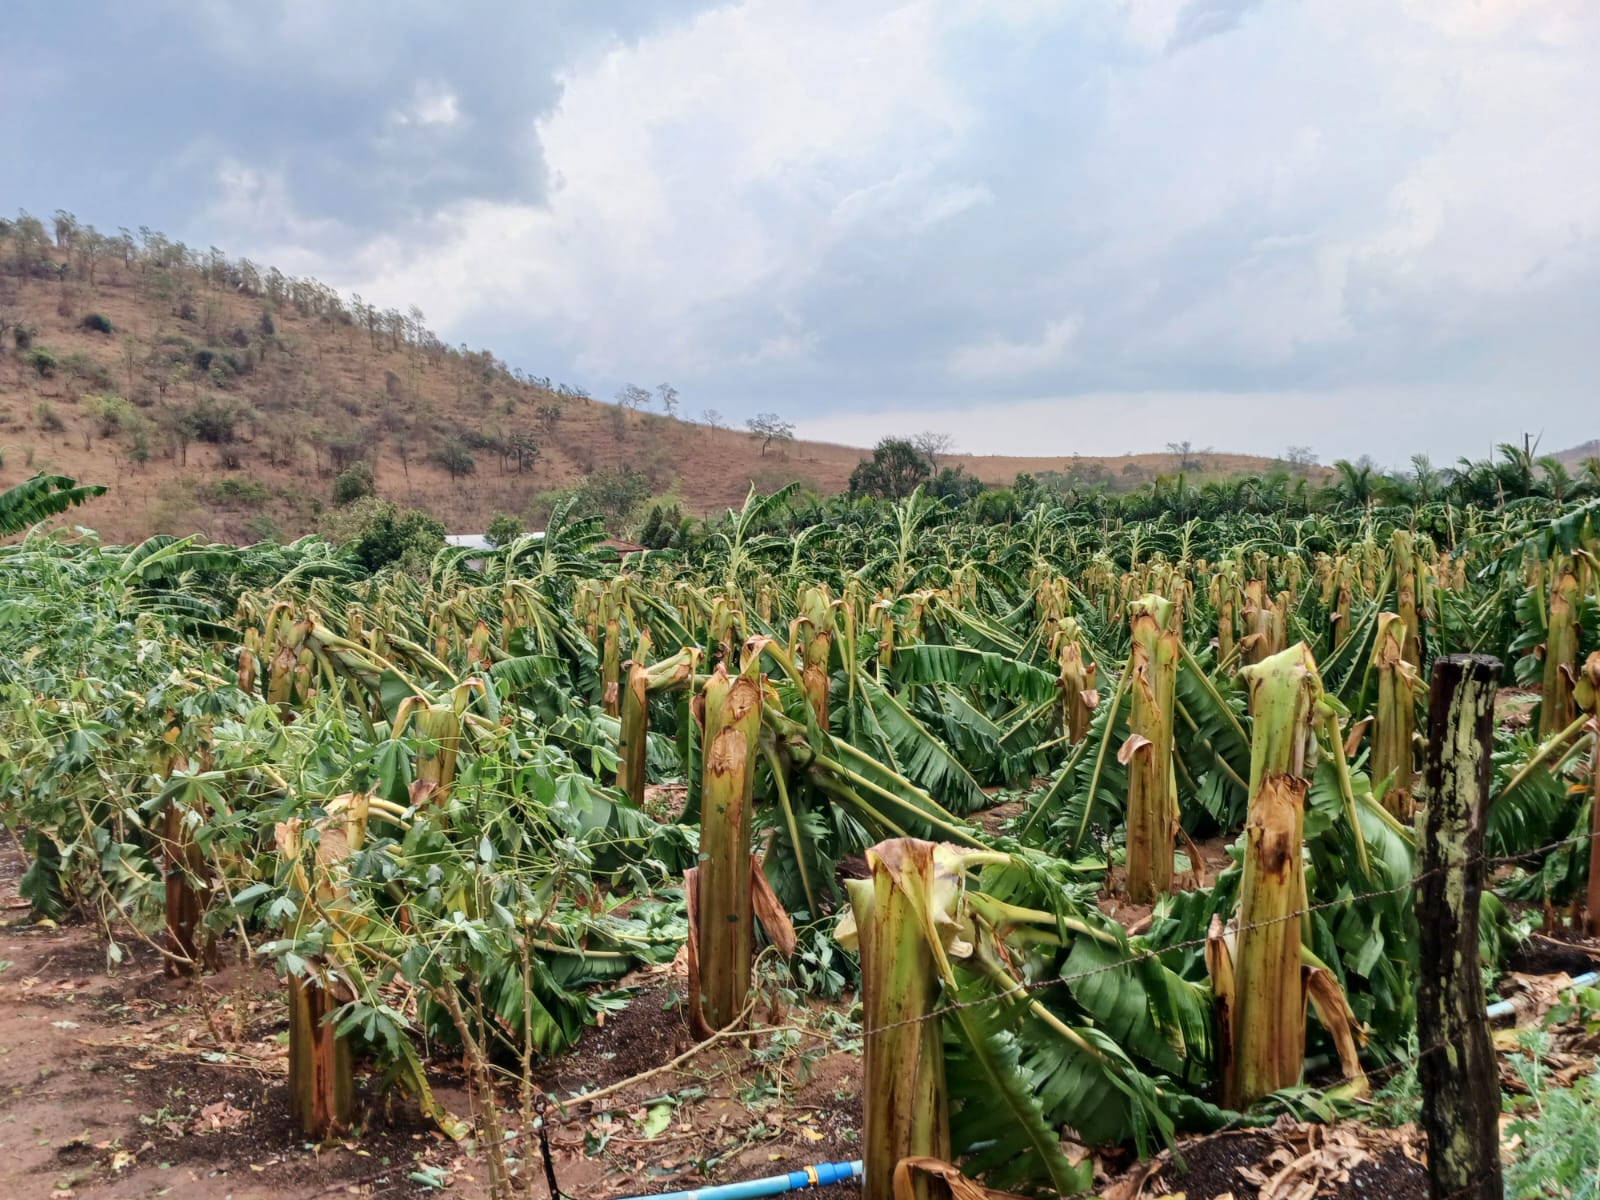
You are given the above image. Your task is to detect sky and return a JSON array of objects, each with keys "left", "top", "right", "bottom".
[{"left": 3, "top": 0, "right": 1597, "bottom": 465}]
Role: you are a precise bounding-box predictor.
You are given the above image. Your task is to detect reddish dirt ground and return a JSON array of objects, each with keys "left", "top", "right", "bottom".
[
  {"left": 0, "top": 847, "right": 470, "bottom": 1200},
  {"left": 8, "top": 818, "right": 1593, "bottom": 1200},
  {"left": 0, "top": 840, "right": 863, "bottom": 1200}
]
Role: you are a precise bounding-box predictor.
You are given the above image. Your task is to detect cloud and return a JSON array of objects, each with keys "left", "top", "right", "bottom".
[
  {"left": 1167, "top": 0, "right": 1266, "bottom": 50},
  {"left": 741, "top": 330, "right": 820, "bottom": 367},
  {"left": 950, "top": 318, "right": 1078, "bottom": 380},
  {"left": 5, "top": 0, "right": 1597, "bottom": 461},
  {"left": 339, "top": 0, "right": 974, "bottom": 375},
  {"left": 392, "top": 83, "right": 462, "bottom": 129}
]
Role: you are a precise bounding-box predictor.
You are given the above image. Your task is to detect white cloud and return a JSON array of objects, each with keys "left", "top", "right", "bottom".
[
  {"left": 799, "top": 378, "right": 1557, "bottom": 466},
  {"left": 740, "top": 330, "right": 819, "bottom": 367},
  {"left": 341, "top": 0, "right": 973, "bottom": 375},
  {"left": 950, "top": 318, "right": 1078, "bottom": 380},
  {"left": 392, "top": 82, "right": 461, "bottom": 128},
  {"left": 202, "top": 160, "right": 347, "bottom": 276},
  {"left": 830, "top": 171, "right": 991, "bottom": 237},
  {"left": 191, "top": 0, "right": 1600, "bottom": 457}
]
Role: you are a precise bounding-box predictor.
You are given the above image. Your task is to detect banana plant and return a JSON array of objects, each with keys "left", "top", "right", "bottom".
[{"left": 838, "top": 838, "right": 1226, "bottom": 1196}]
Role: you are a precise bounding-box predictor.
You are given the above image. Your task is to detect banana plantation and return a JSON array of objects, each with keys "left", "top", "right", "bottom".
[{"left": 3, "top": 473, "right": 1600, "bottom": 1199}]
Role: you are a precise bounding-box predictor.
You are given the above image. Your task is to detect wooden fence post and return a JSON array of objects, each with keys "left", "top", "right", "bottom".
[{"left": 1417, "top": 654, "right": 1503, "bottom": 1200}]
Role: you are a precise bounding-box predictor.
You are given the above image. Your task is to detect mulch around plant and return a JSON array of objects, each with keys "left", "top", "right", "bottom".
[{"left": 1106, "top": 1118, "right": 1429, "bottom": 1200}]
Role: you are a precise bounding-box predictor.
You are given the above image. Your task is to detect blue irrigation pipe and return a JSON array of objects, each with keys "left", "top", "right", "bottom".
[
  {"left": 609, "top": 979, "right": 1600, "bottom": 1200},
  {"left": 609, "top": 1159, "right": 862, "bottom": 1200},
  {"left": 1304, "top": 968, "right": 1600, "bottom": 1075},
  {"left": 1485, "top": 968, "right": 1598, "bottom": 1020}
]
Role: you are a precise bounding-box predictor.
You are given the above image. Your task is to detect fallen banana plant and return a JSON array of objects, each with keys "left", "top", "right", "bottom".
[
  {"left": 1368, "top": 612, "right": 1420, "bottom": 818},
  {"left": 1210, "top": 644, "right": 1368, "bottom": 1107},
  {"left": 688, "top": 660, "right": 797, "bottom": 1033},
  {"left": 1124, "top": 594, "right": 1180, "bottom": 903},
  {"left": 838, "top": 838, "right": 1225, "bottom": 1198}
]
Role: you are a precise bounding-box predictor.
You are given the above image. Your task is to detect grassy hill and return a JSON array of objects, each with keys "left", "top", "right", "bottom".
[
  {"left": 1550, "top": 440, "right": 1600, "bottom": 471},
  {"left": 1, "top": 216, "right": 1286, "bottom": 543}
]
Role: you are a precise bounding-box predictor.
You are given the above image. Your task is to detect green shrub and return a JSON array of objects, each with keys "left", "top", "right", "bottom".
[
  {"left": 320, "top": 497, "right": 445, "bottom": 574},
  {"left": 200, "top": 477, "right": 271, "bottom": 507},
  {"left": 35, "top": 401, "right": 64, "bottom": 433},
  {"left": 333, "top": 461, "right": 376, "bottom": 505},
  {"left": 244, "top": 514, "right": 283, "bottom": 544},
  {"left": 80, "top": 313, "right": 113, "bottom": 335},
  {"left": 527, "top": 468, "right": 653, "bottom": 534},
  {"left": 485, "top": 513, "right": 523, "bottom": 547},
  {"left": 635, "top": 499, "right": 685, "bottom": 549},
  {"left": 431, "top": 438, "right": 476, "bottom": 480},
  {"left": 58, "top": 352, "right": 114, "bottom": 389},
  {"left": 86, "top": 394, "right": 135, "bottom": 438},
  {"left": 186, "top": 397, "right": 237, "bottom": 443},
  {"left": 26, "top": 348, "right": 58, "bottom": 378},
  {"left": 460, "top": 429, "right": 504, "bottom": 452}
]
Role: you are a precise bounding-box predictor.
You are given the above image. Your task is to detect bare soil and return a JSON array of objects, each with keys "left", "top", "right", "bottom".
[
  {"left": 0, "top": 883, "right": 468, "bottom": 1199},
  {"left": 529, "top": 973, "right": 863, "bottom": 1200},
  {"left": 7, "top": 820, "right": 1591, "bottom": 1200},
  {"left": 0, "top": 841, "right": 863, "bottom": 1200},
  {"left": 1150, "top": 1124, "right": 1430, "bottom": 1200}
]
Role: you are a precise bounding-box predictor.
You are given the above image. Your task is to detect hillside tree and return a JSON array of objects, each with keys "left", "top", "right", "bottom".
[
  {"left": 616, "top": 383, "right": 652, "bottom": 412},
  {"left": 850, "top": 437, "right": 933, "bottom": 499},
  {"left": 433, "top": 437, "right": 477, "bottom": 481},
  {"left": 746, "top": 412, "right": 795, "bottom": 456},
  {"left": 912, "top": 431, "right": 955, "bottom": 469},
  {"left": 508, "top": 430, "right": 540, "bottom": 474}
]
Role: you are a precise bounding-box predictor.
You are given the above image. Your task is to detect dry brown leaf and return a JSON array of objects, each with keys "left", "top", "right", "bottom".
[
  {"left": 750, "top": 854, "right": 797, "bottom": 957},
  {"left": 1117, "top": 733, "right": 1152, "bottom": 766},
  {"left": 1098, "top": 1154, "right": 1165, "bottom": 1200},
  {"left": 892, "top": 1156, "right": 1030, "bottom": 1199}
]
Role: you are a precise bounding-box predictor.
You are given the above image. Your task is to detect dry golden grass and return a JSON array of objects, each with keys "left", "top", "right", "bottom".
[{"left": 0, "top": 249, "right": 1285, "bottom": 543}]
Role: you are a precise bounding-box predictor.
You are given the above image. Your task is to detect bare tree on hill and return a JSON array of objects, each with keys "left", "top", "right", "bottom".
[{"left": 746, "top": 412, "right": 795, "bottom": 457}]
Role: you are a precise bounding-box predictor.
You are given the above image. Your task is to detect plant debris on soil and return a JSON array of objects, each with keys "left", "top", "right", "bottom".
[
  {"left": 5, "top": 825, "right": 1596, "bottom": 1200},
  {"left": 1103, "top": 1118, "right": 1430, "bottom": 1200}
]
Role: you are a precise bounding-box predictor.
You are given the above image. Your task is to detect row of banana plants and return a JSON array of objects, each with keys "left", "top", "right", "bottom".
[{"left": 3, "top": 479, "right": 1600, "bottom": 1196}]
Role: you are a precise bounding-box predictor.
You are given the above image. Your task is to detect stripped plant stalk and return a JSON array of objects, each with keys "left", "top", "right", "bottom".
[
  {"left": 794, "top": 585, "right": 836, "bottom": 728},
  {"left": 836, "top": 841, "right": 953, "bottom": 1200},
  {"left": 600, "top": 583, "right": 623, "bottom": 717},
  {"left": 1053, "top": 617, "right": 1099, "bottom": 745},
  {"left": 1240, "top": 579, "right": 1285, "bottom": 665},
  {"left": 1369, "top": 612, "right": 1420, "bottom": 818},
  {"left": 1391, "top": 530, "right": 1424, "bottom": 667},
  {"left": 615, "top": 643, "right": 698, "bottom": 805},
  {"left": 1540, "top": 560, "right": 1581, "bottom": 737},
  {"left": 275, "top": 809, "right": 363, "bottom": 1137},
  {"left": 689, "top": 661, "right": 763, "bottom": 1033},
  {"left": 1221, "top": 643, "right": 1319, "bottom": 1107},
  {"left": 156, "top": 722, "right": 212, "bottom": 975},
  {"left": 1572, "top": 651, "right": 1600, "bottom": 936},
  {"left": 1123, "top": 595, "right": 1180, "bottom": 904}
]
